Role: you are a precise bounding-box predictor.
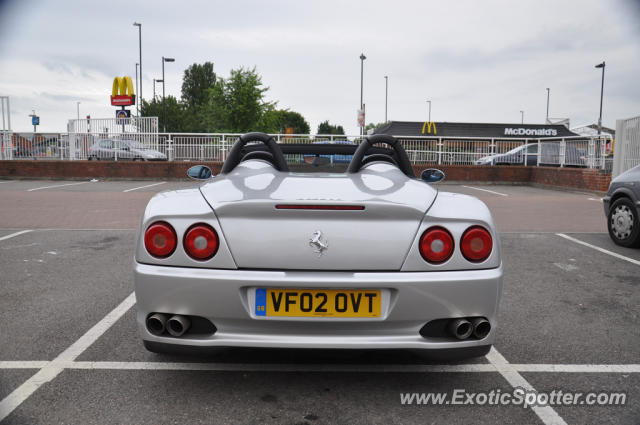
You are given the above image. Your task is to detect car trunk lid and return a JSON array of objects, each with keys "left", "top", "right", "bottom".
[{"left": 199, "top": 163, "right": 437, "bottom": 270}]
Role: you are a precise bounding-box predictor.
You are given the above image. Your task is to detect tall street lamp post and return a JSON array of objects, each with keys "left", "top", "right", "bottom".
[
  {"left": 595, "top": 61, "right": 605, "bottom": 135},
  {"left": 384, "top": 76, "right": 388, "bottom": 123},
  {"left": 359, "top": 53, "right": 366, "bottom": 136},
  {"left": 133, "top": 23, "right": 142, "bottom": 105},
  {"left": 162, "top": 57, "right": 175, "bottom": 132},
  {"left": 135, "top": 63, "right": 139, "bottom": 116},
  {"left": 520, "top": 110, "right": 524, "bottom": 124},
  {"left": 153, "top": 79, "right": 163, "bottom": 101},
  {"left": 546, "top": 88, "right": 550, "bottom": 123},
  {"left": 427, "top": 100, "right": 431, "bottom": 123},
  {"left": 76, "top": 101, "right": 80, "bottom": 121}
]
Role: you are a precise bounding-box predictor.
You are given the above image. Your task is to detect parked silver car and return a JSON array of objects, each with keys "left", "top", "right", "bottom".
[
  {"left": 603, "top": 164, "right": 640, "bottom": 247},
  {"left": 134, "top": 133, "right": 502, "bottom": 359},
  {"left": 87, "top": 139, "right": 167, "bottom": 161}
]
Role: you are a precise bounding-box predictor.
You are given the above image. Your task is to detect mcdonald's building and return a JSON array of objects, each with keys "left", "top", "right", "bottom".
[{"left": 375, "top": 121, "right": 579, "bottom": 139}]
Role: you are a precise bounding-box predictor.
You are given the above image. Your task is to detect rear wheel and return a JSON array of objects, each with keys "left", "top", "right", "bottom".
[{"left": 608, "top": 198, "right": 640, "bottom": 247}]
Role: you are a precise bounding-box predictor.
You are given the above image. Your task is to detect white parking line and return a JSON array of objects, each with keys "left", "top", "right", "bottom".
[
  {"left": 588, "top": 197, "right": 602, "bottom": 202},
  {"left": 0, "top": 292, "right": 136, "bottom": 422},
  {"left": 123, "top": 182, "right": 166, "bottom": 192},
  {"left": 487, "top": 348, "right": 567, "bottom": 425},
  {"left": 0, "top": 180, "right": 15, "bottom": 184},
  {"left": 556, "top": 233, "right": 640, "bottom": 266},
  {"left": 0, "top": 230, "right": 33, "bottom": 242},
  {"left": 462, "top": 185, "right": 509, "bottom": 197},
  {"left": 511, "top": 364, "right": 640, "bottom": 373},
  {"left": 26, "top": 181, "right": 89, "bottom": 192}
]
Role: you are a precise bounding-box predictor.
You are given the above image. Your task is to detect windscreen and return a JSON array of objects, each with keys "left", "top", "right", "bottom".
[{"left": 283, "top": 140, "right": 354, "bottom": 173}]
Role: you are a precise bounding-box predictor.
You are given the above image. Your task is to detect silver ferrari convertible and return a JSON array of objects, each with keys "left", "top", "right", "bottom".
[{"left": 134, "top": 133, "right": 503, "bottom": 359}]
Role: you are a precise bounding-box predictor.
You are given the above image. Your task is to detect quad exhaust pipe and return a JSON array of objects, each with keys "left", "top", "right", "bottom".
[
  {"left": 146, "top": 313, "right": 192, "bottom": 337},
  {"left": 167, "top": 315, "right": 191, "bottom": 337},
  {"left": 447, "top": 317, "right": 491, "bottom": 340},
  {"left": 471, "top": 317, "right": 491, "bottom": 339},
  {"left": 448, "top": 318, "right": 473, "bottom": 340},
  {"left": 146, "top": 313, "right": 168, "bottom": 336}
]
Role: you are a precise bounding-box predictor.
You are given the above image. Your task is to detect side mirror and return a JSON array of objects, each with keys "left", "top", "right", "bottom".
[
  {"left": 187, "top": 165, "right": 213, "bottom": 180},
  {"left": 421, "top": 168, "right": 445, "bottom": 183}
]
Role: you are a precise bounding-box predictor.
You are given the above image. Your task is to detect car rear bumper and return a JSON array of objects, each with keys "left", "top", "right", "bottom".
[{"left": 134, "top": 262, "right": 503, "bottom": 351}]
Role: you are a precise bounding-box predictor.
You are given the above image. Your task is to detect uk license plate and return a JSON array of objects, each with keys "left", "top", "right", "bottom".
[{"left": 255, "top": 288, "right": 381, "bottom": 318}]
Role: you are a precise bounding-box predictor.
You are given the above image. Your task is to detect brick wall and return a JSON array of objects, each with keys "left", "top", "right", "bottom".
[
  {"left": 0, "top": 161, "right": 611, "bottom": 192},
  {"left": 412, "top": 165, "right": 532, "bottom": 183},
  {"left": 528, "top": 167, "right": 611, "bottom": 192},
  {"left": 0, "top": 161, "right": 223, "bottom": 180}
]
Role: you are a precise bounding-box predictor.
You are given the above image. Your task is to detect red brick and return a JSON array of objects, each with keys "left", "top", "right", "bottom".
[{"left": 0, "top": 161, "right": 611, "bottom": 193}]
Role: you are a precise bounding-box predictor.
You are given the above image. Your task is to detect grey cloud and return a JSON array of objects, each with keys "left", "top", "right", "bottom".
[{"left": 37, "top": 92, "right": 94, "bottom": 102}]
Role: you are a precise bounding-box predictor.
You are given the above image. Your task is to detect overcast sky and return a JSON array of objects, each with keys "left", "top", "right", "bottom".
[{"left": 0, "top": 0, "right": 639, "bottom": 133}]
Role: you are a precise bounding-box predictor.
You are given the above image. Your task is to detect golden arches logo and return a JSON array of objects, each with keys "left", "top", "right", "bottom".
[
  {"left": 421, "top": 121, "right": 437, "bottom": 135},
  {"left": 112, "top": 76, "right": 135, "bottom": 97},
  {"left": 110, "top": 76, "right": 135, "bottom": 106}
]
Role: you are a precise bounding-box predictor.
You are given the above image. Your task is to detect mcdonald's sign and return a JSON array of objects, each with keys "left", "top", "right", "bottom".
[
  {"left": 111, "top": 76, "right": 135, "bottom": 106},
  {"left": 421, "top": 121, "right": 437, "bottom": 135}
]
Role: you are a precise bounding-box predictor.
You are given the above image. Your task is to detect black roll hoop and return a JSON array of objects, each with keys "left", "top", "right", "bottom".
[
  {"left": 220, "top": 132, "right": 289, "bottom": 174},
  {"left": 347, "top": 134, "right": 415, "bottom": 177}
]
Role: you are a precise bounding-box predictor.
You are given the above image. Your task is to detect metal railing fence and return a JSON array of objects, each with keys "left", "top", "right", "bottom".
[
  {"left": 613, "top": 115, "right": 640, "bottom": 177},
  {"left": 1, "top": 130, "right": 612, "bottom": 170}
]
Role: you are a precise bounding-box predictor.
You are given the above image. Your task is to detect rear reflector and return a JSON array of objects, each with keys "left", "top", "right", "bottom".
[
  {"left": 275, "top": 204, "right": 365, "bottom": 210},
  {"left": 461, "top": 226, "right": 493, "bottom": 262},
  {"left": 419, "top": 226, "right": 454, "bottom": 264},
  {"left": 144, "top": 221, "right": 177, "bottom": 258},
  {"left": 183, "top": 223, "right": 219, "bottom": 260}
]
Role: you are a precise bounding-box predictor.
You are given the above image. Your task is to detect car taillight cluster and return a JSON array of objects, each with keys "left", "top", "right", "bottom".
[
  {"left": 460, "top": 226, "right": 493, "bottom": 262},
  {"left": 144, "top": 222, "right": 177, "bottom": 258},
  {"left": 183, "top": 224, "right": 219, "bottom": 260},
  {"left": 144, "top": 222, "right": 219, "bottom": 260},
  {"left": 419, "top": 225, "right": 492, "bottom": 264}
]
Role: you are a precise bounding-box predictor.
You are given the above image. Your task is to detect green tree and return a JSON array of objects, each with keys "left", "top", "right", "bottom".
[
  {"left": 317, "top": 120, "right": 345, "bottom": 135},
  {"left": 199, "top": 80, "right": 231, "bottom": 132},
  {"left": 144, "top": 64, "right": 308, "bottom": 134},
  {"left": 200, "top": 67, "right": 275, "bottom": 133},
  {"left": 226, "top": 67, "right": 272, "bottom": 132},
  {"left": 181, "top": 62, "right": 216, "bottom": 110},
  {"left": 141, "top": 97, "right": 189, "bottom": 133},
  {"left": 364, "top": 122, "right": 385, "bottom": 133},
  {"left": 259, "top": 108, "right": 310, "bottom": 134}
]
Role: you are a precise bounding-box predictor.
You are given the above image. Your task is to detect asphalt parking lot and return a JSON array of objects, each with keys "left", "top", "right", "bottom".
[{"left": 0, "top": 179, "right": 638, "bottom": 424}]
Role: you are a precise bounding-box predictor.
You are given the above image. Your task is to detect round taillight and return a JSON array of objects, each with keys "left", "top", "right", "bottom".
[
  {"left": 183, "top": 223, "right": 219, "bottom": 260},
  {"left": 419, "top": 227, "right": 454, "bottom": 264},
  {"left": 461, "top": 226, "right": 493, "bottom": 262},
  {"left": 144, "top": 221, "right": 177, "bottom": 258}
]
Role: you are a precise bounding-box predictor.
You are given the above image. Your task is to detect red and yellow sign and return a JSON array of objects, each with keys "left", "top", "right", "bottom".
[{"left": 111, "top": 76, "right": 135, "bottom": 106}]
